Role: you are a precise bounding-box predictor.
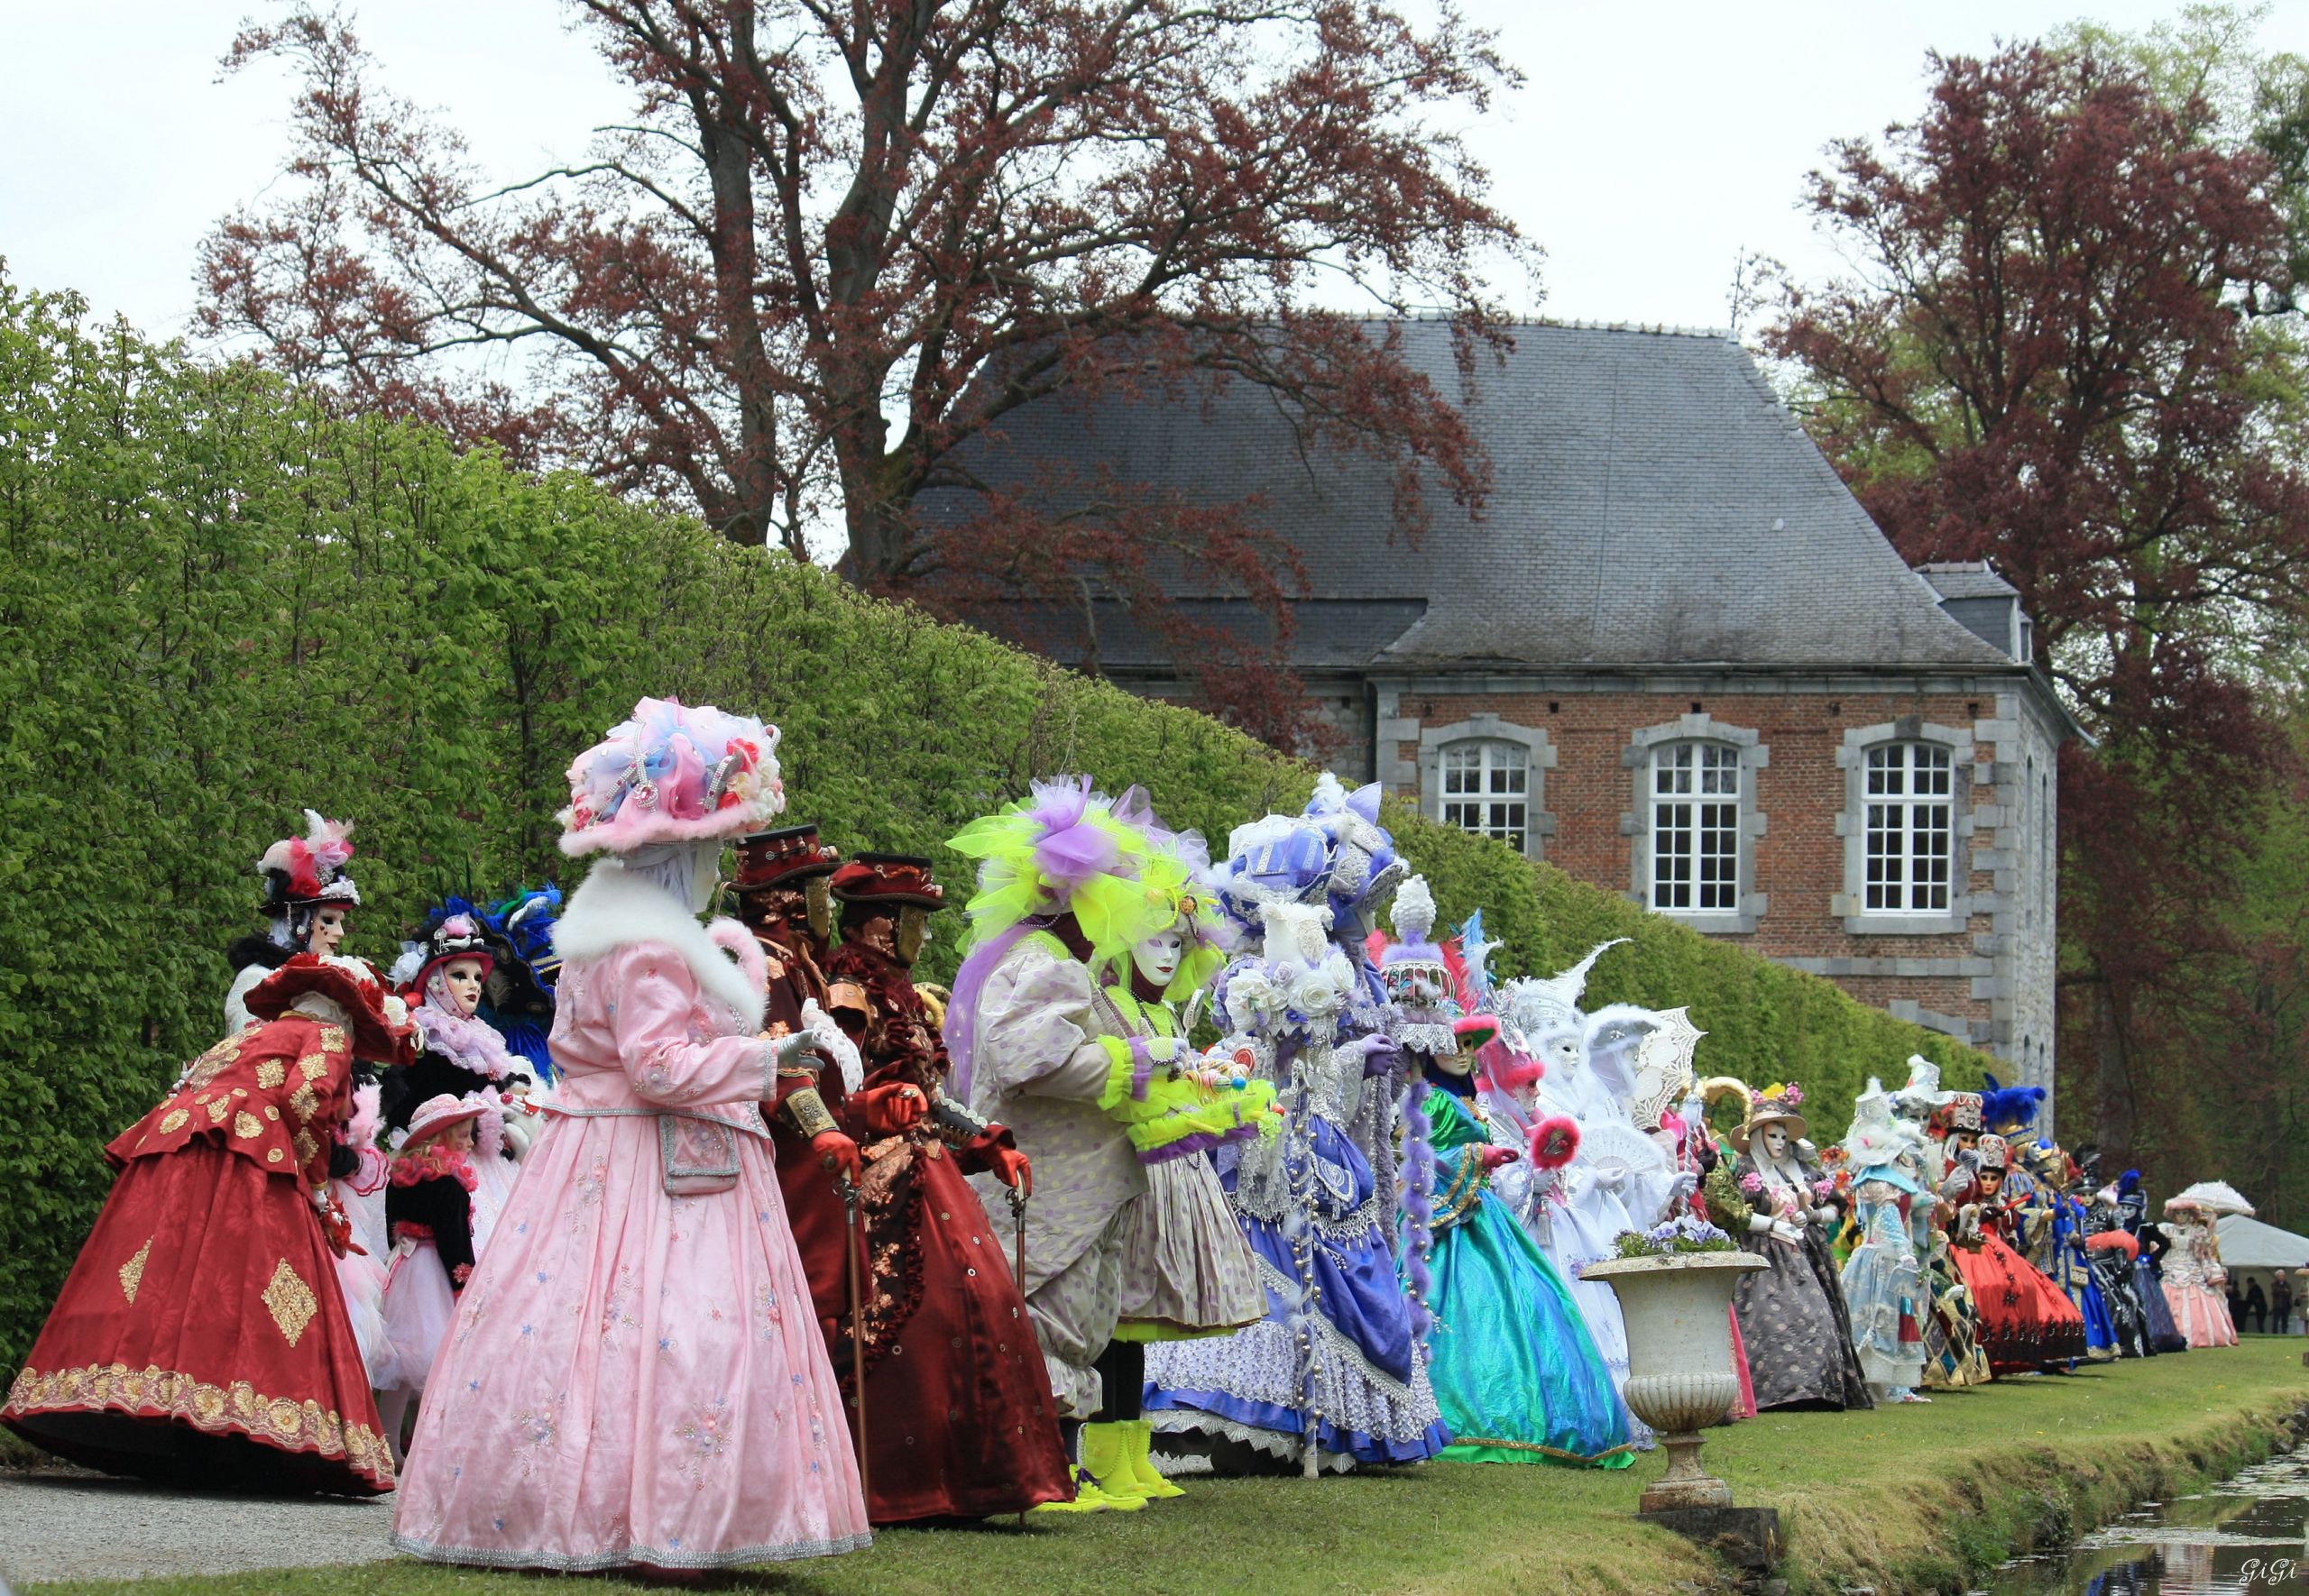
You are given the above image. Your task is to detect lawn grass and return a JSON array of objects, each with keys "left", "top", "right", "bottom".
[{"left": 20, "top": 1338, "right": 2309, "bottom": 1596}]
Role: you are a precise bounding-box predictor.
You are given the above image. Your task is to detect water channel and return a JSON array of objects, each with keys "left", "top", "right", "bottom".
[{"left": 1976, "top": 1447, "right": 2309, "bottom": 1595}]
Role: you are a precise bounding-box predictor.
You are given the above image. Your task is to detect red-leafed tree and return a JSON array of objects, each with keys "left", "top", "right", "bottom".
[
  {"left": 198, "top": 2, "right": 1523, "bottom": 748},
  {"left": 1764, "top": 42, "right": 2309, "bottom": 1177}
]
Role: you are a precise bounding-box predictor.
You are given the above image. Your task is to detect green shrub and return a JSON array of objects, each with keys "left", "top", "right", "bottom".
[{"left": 0, "top": 277, "right": 1991, "bottom": 1371}]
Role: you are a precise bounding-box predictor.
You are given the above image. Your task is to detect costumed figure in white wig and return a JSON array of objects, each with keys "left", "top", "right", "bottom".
[
  {"left": 1837, "top": 1080, "right": 1930, "bottom": 1404},
  {"left": 1889, "top": 1058, "right": 1992, "bottom": 1389},
  {"left": 1144, "top": 781, "right": 1449, "bottom": 1474},
  {"left": 1379, "top": 883, "right": 1631, "bottom": 1469},
  {"left": 391, "top": 696, "right": 870, "bottom": 1573},
  {"left": 1494, "top": 940, "right": 1688, "bottom": 1436}
]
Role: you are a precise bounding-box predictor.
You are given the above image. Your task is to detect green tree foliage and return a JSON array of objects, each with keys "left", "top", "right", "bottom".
[{"left": 0, "top": 275, "right": 1990, "bottom": 1371}]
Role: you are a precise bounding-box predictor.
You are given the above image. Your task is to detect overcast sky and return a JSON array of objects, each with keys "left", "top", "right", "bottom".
[{"left": 6, "top": 1, "right": 2308, "bottom": 344}]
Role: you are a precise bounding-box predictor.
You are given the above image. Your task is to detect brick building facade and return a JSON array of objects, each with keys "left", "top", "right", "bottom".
[{"left": 919, "top": 323, "right": 2074, "bottom": 1096}]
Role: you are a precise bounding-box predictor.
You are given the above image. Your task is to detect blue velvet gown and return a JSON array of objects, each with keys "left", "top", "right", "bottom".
[{"left": 1421, "top": 1085, "right": 1632, "bottom": 1468}]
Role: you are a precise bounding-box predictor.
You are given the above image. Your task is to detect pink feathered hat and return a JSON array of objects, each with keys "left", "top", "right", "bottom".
[{"left": 557, "top": 696, "right": 786, "bottom": 857}]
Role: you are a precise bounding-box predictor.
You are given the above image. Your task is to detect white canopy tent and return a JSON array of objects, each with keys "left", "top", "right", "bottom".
[
  {"left": 2215, "top": 1215, "right": 2309, "bottom": 1332},
  {"left": 2214, "top": 1215, "right": 2309, "bottom": 1270}
]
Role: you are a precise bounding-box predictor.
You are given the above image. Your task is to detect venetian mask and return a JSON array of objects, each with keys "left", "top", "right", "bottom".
[
  {"left": 308, "top": 903, "right": 349, "bottom": 956},
  {"left": 440, "top": 956, "right": 487, "bottom": 1019},
  {"left": 1759, "top": 1123, "right": 1791, "bottom": 1160},
  {"left": 1431, "top": 1042, "right": 1476, "bottom": 1079},
  {"left": 897, "top": 907, "right": 931, "bottom": 968},
  {"left": 1134, "top": 929, "right": 1186, "bottom": 992}
]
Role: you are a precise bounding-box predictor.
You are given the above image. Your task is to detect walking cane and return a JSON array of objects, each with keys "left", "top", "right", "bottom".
[
  {"left": 841, "top": 1174, "right": 870, "bottom": 1510},
  {"left": 1007, "top": 1182, "right": 1029, "bottom": 1524}
]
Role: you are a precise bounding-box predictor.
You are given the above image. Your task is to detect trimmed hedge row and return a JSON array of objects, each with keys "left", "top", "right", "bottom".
[{"left": 0, "top": 279, "right": 1992, "bottom": 1370}]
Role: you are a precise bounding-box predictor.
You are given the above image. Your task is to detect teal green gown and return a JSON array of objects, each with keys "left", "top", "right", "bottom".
[{"left": 1422, "top": 1087, "right": 1634, "bottom": 1467}]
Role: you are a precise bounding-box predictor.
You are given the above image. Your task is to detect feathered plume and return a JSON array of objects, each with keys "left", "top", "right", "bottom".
[
  {"left": 259, "top": 810, "right": 355, "bottom": 900},
  {"left": 1528, "top": 1114, "right": 1582, "bottom": 1169},
  {"left": 345, "top": 1079, "right": 383, "bottom": 1154}
]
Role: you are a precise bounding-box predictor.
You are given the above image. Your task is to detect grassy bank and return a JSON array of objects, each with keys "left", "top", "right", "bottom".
[{"left": 19, "top": 1339, "right": 2307, "bottom": 1596}]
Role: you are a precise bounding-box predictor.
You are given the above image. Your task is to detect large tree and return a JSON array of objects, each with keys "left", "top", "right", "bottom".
[
  {"left": 199, "top": 2, "right": 1523, "bottom": 744},
  {"left": 1763, "top": 41, "right": 2309, "bottom": 1177}
]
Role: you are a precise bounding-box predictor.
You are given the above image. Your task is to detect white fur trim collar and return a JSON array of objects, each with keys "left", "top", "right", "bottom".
[{"left": 553, "top": 860, "right": 767, "bottom": 1031}]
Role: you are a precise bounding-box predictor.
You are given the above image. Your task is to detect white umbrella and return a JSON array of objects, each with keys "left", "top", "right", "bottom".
[{"left": 2166, "top": 1180, "right": 2257, "bottom": 1218}]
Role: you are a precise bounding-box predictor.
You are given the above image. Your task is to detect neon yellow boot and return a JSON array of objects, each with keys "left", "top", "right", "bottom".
[
  {"left": 1123, "top": 1418, "right": 1185, "bottom": 1500},
  {"left": 1028, "top": 1463, "right": 1143, "bottom": 1514},
  {"left": 1078, "top": 1421, "right": 1151, "bottom": 1505}
]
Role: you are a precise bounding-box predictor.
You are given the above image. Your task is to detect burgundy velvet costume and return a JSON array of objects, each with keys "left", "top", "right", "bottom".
[{"left": 751, "top": 847, "right": 1068, "bottom": 1523}]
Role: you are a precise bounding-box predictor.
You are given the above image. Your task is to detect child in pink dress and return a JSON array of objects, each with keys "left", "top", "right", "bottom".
[{"left": 391, "top": 698, "right": 870, "bottom": 1573}]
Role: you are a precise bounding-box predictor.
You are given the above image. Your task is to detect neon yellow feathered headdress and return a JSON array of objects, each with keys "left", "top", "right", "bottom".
[{"left": 947, "top": 775, "right": 1164, "bottom": 965}]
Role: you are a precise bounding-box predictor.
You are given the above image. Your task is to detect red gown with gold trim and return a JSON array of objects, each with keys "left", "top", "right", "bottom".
[
  {"left": 2, "top": 1015, "right": 395, "bottom": 1493},
  {"left": 1942, "top": 1167, "right": 2088, "bottom": 1373}
]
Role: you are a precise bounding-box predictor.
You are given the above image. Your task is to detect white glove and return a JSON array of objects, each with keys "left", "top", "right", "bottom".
[
  {"left": 1667, "top": 1172, "right": 1699, "bottom": 1202},
  {"left": 1812, "top": 1205, "right": 1839, "bottom": 1225},
  {"left": 797, "top": 999, "right": 863, "bottom": 1095},
  {"left": 1771, "top": 1220, "right": 1804, "bottom": 1244},
  {"left": 1595, "top": 1165, "right": 1629, "bottom": 1194},
  {"left": 1747, "top": 1213, "right": 1777, "bottom": 1235}
]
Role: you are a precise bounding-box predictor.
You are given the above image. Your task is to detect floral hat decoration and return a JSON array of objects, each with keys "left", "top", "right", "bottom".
[
  {"left": 1729, "top": 1080, "right": 1808, "bottom": 1154},
  {"left": 258, "top": 810, "right": 360, "bottom": 911},
  {"left": 557, "top": 696, "right": 783, "bottom": 857}
]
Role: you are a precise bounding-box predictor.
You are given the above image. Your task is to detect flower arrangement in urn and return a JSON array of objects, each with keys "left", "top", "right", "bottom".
[{"left": 1611, "top": 1215, "right": 1737, "bottom": 1261}]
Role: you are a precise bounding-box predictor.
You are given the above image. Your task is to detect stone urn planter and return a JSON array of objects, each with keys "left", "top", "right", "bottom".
[{"left": 1581, "top": 1251, "right": 1767, "bottom": 1514}]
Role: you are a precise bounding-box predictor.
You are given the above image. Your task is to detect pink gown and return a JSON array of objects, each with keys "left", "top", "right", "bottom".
[{"left": 390, "top": 875, "right": 871, "bottom": 1572}]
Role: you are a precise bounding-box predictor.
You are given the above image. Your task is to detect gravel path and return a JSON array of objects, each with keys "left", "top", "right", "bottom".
[{"left": 0, "top": 1468, "right": 396, "bottom": 1585}]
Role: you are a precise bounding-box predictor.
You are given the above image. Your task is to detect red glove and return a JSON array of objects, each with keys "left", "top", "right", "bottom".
[
  {"left": 812, "top": 1130, "right": 861, "bottom": 1187},
  {"left": 1476, "top": 1143, "right": 1522, "bottom": 1175},
  {"left": 983, "top": 1142, "right": 1034, "bottom": 1197},
  {"left": 858, "top": 1082, "right": 929, "bottom": 1135},
  {"left": 316, "top": 1194, "right": 361, "bottom": 1258}
]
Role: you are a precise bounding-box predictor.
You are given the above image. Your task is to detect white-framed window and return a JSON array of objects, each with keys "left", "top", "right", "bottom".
[
  {"left": 1863, "top": 741, "right": 1955, "bottom": 913},
  {"left": 1440, "top": 739, "right": 1530, "bottom": 853},
  {"left": 1650, "top": 742, "right": 1741, "bottom": 913}
]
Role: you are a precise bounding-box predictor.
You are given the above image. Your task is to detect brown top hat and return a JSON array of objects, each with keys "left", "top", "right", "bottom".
[
  {"left": 830, "top": 853, "right": 946, "bottom": 911},
  {"left": 732, "top": 823, "right": 842, "bottom": 894}
]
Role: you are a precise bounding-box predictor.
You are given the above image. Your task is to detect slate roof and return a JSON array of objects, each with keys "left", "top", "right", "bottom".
[{"left": 915, "top": 322, "right": 2019, "bottom": 674}]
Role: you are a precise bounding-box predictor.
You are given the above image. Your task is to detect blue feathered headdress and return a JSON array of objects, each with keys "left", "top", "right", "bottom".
[{"left": 1979, "top": 1072, "right": 2046, "bottom": 1134}]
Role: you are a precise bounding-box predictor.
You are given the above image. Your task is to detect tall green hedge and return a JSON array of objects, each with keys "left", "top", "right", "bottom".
[{"left": 0, "top": 278, "right": 1991, "bottom": 1371}]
